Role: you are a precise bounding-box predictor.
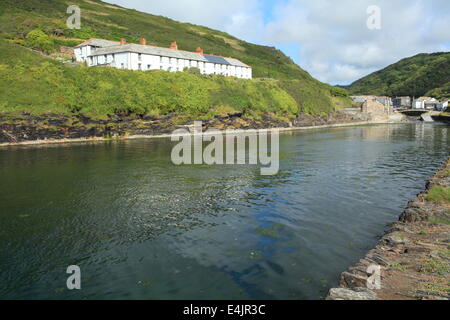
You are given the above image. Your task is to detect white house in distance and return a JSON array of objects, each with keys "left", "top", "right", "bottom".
[
  {"left": 411, "top": 97, "right": 449, "bottom": 111},
  {"left": 74, "top": 38, "right": 252, "bottom": 79},
  {"left": 412, "top": 97, "right": 438, "bottom": 109}
]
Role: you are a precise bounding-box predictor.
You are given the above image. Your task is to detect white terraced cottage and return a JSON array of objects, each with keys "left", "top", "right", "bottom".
[{"left": 74, "top": 38, "right": 252, "bottom": 79}]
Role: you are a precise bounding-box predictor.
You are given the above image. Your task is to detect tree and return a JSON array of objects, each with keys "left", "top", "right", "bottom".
[{"left": 25, "top": 29, "right": 55, "bottom": 54}]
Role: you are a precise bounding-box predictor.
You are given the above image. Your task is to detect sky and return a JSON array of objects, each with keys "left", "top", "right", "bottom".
[{"left": 105, "top": 0, "right": 450, "bottom": 85}]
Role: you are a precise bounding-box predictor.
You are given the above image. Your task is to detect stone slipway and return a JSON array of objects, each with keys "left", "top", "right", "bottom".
[{"left": 327, "top": 159, "right": 450, "bottom": 300}]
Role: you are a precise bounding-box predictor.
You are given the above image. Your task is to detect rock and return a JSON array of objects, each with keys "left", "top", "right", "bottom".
[
  {"left": 388, "top": 223, "right": 412, "bottom": 234},
  {"left": 327, "top": 288, "right": 377, "bottom": 300},
  {"left": 415, "top": 290, "right": 450, "bottom": 300},
  {"left": 366, "top": 253, "right": 390, "bottom": 266},
  {"left": 382, "top": 235, "right": 409, "bottom": 246},
  {"left": 400, "top": 207, "right": 430, "bottom": 223},
  {"left": 340, "top": 272, "right": 368, "bottom": 288},
  {"left": 404, "top": 247, "right": 432, "bottom": 255}
]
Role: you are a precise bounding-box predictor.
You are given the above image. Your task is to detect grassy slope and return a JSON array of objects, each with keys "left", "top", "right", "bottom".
[
  {"left": 0, "top": 0, "right": 313, "bottom": 80},
  {"left": 427, "top": 82, "right": 450, "bottom": 101},
  {"left": 346, "top": 52, "right": 450, "bottom": 97},
  {"left": 0, "top": 0, "right": 351, "bottom": 118}
]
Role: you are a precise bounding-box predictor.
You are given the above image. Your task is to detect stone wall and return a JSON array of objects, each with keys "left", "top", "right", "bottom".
[
  {"left": 327, "top": 159, "right": 450, "bottom": 300},
  {"left": 361, "top": 98, "right": 393, "bottom": 121}
]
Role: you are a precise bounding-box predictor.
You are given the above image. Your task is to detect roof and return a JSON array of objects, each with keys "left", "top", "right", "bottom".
[
  {"left": 415, "top": 97, "right": 437, "bottom": 102},
  {"left": 75, "top": 38, "right": 120, "bottom": 48},
  {"left": 88, "top": 43, "right": 250, "bottom": 68}
]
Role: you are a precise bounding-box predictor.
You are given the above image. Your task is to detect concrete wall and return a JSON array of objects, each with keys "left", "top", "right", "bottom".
[{"left": 361, "top": 99, "right": 392, "bottom": 120}]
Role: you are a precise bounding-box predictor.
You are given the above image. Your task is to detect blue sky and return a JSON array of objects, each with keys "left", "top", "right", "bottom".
[{"left": 106, "top": 0, "right": 450, "bottom": 85}]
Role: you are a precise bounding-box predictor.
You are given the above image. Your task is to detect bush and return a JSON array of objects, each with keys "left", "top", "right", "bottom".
[
  {"left": 24, "top": 29, "right": 55, "bottom": 54},
  {"left": 184, "top": 67, "right": 201, "bottom": 75}
]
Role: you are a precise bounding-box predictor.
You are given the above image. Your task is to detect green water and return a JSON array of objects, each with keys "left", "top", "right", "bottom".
[{"left": 0, "top": 123, "right": 449, "bottom": 300}]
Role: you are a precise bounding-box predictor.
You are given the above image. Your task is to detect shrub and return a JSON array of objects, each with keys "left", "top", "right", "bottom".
[
  {"left": 24, "top": 29, "right": 55, "bottom": 54},
  {"left": 184, "top": 67, "right": 201, "bottom": 75}
]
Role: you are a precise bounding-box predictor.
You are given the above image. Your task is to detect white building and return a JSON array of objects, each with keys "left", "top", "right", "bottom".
[
  {"left": 412, "top": 97, "right": 437, "bottom": 109},
  {"left": 74, "top": 38, "right": 252, "bottom": 79}
]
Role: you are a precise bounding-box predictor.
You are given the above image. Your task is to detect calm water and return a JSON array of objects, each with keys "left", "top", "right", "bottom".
[{"left": 0, "top": 123, "right": 449, "bottom": 300}]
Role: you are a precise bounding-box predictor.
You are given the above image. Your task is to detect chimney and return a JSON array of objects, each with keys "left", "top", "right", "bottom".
[
  {"left": 120, "top": 38, "right": 126, "bottom": 45},
  {"left": 170, "top": 42, "right": 178, "bottom": 50},
  {"left": 195, "top": 47, "right": 204, "bottom": 54},
  {"left": 139, "top": 38, "right": 147, "bottom": 45}
]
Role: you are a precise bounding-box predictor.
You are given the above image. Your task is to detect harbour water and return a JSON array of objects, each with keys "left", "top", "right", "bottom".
[{"left": 0, "top": 123, "right": 448, "bottom": 300}]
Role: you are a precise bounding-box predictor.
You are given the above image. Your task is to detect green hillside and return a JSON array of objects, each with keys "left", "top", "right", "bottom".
[
  {"left": 0, "top": 0, "right": 313, "bottom": 80},
  {"left": 0, "top": 0, "right": 351, "bottom": 119},
  {"left": 426, "top": 82, "right": 450, "bottom": 101},
  {"left": 346, "top": 52, "right": 450, "bottom": 97}
]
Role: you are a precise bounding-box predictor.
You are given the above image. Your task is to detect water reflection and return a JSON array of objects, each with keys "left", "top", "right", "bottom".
[{"left": 0, "top": 123, "right": 448, "bottom": 300}]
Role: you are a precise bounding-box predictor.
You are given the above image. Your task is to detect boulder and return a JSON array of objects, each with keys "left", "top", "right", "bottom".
[{"left": 327, "top": 288, "right": 377, "bottom": 300}]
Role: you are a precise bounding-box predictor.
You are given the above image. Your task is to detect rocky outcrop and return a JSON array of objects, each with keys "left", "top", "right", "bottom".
[
  {"left": 0, "top": 110, "right": 374, "bottom": 145},
  {"left": 327, "top": 159, "right": 450, "bottom": 300}
]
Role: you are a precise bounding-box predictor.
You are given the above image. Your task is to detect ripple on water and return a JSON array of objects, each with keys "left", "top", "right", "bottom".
[{"left": 0, "top": 123, "right": 448, "bottom": 299}]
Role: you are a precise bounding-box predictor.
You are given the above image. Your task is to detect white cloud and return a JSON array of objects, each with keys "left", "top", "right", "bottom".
[
  {"left": 106, "top": 0, "right": 450, "bottom": 84},
  {"left": 106, "top": 0, "right": 261, "bottom": 33},
  {"left": 262, "top": 0, "right": 450, "bottom": 84}
]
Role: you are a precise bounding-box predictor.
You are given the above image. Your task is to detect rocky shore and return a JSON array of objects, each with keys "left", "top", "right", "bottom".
[
  {"left": 0, "top": 110, "right": 384, "bottom": 146},
  {"left": 327, "top": 159, "right": 450, "bottom": 300}
]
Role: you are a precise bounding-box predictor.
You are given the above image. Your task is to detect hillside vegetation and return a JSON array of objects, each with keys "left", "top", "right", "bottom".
[
  {"left": 0, "top": 0, "right": 351, "bottom": 119},
  {"left": 426, "top": 82, "right": 450, "bottom": 101},
  {"left": 346, "top": 52, "right": 450, "bottom": 98}
]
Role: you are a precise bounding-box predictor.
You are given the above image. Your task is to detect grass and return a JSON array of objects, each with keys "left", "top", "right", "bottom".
[
  {"left": 0, "top": 0, "right": 355, "bottom": 120},
  {"left": 0, "top": 0, "right": 319, "bottom": 82},
  {"left": 425, "top": 186, "right": 450, "bottom": 203},
  {"left": 429, "top": 217, "right": 450, "bottom": 226},
  {"left": 423, "top": 283, "right": 450, "bottom": 296},
  {"left": 0, "top": 38, "right": 351, "bottom": 119},
  {"left": 389, "top": 264, "right": 408, "bottom": 272},
  {"left": 420, "top": 258, "right": 449, "bottom": 275}
]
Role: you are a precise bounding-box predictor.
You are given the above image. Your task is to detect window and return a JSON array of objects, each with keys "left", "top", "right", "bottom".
[
  {"left": 121, "top": 63, "right": 125, "bottom": 69},
  {"left": 112, "top": 54, "right": 115, "bottom": 61},
  {"left": 138, "top": 63, "right": 142, "bottom": 70},
  {"left": 147, "top": 64, "right": 151, "bottom": 70},
  {"left": 160, "top": 56, "right": 163, "bottom": 63},
  {"left": 138, "top": 53, "right": 142, "bottom": 61}
]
